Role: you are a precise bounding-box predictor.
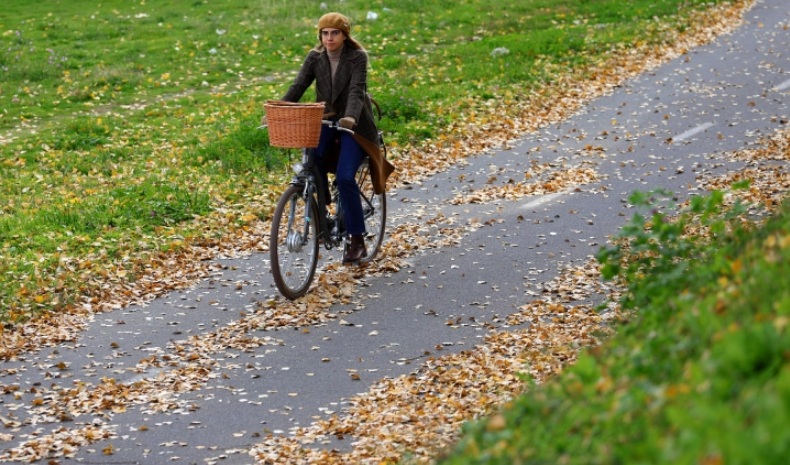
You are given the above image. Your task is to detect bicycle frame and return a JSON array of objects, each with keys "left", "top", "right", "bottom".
[{"left": 290, "top": 148, "right": 344, "bottom": 250}]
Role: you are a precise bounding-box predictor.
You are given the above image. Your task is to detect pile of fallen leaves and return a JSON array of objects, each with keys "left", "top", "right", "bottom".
[{"left": 706, "top": 125, "right": 790, "bottom": 209}]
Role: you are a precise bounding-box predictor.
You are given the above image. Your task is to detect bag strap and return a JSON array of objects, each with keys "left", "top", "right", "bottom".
[{"left": 367, "top": 92, "right": 382, "bottom": 121}]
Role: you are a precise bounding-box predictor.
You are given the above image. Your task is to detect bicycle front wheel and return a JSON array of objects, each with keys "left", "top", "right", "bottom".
[
  {"left": 270, "top": 184, "right": 320, "bottom": 300},
  {"left": 357, "top": 158, "right": 386, "bottom": 263}
]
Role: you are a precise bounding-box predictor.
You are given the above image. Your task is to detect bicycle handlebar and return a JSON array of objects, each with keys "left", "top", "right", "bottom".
[
  {"left": 322, "top": 119, "right": 354, "bottom": 134},
  {"left": 257, "top": 118, "right": 353, "bottom": 134}
]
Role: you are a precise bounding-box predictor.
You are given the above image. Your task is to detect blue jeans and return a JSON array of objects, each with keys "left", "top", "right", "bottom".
[{"left": 315, "top": 125, "right": 365, "bottom": 236}]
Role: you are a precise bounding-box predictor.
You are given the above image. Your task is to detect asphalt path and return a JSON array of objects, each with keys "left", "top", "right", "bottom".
[{"left": 1, "top": 1, "right": 788, "bottom": 463}]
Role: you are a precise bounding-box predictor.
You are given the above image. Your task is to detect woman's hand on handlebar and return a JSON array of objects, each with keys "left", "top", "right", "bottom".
[
  {"left": 321, "top": 117, "right": 355, "bottom": 134},
  {"left": 338, "top": 116, "right": 356, "bottom": 130}
]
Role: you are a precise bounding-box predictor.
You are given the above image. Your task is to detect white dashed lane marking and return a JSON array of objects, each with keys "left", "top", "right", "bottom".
[
  {"left": 672, "top": 122, "right": 715, "bottom": 143},
  {"left": 772, "top": 79, "right": 790, "bottom": 92}
]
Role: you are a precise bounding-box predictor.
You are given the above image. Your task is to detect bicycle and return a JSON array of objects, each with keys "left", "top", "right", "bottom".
[{"left": 267, "top": 117, "right": 388, "bottom": 300}]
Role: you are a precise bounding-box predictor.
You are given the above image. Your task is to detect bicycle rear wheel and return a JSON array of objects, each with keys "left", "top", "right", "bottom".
[
  {"left": 270, "top": 184, "right": 320, "bottom": 300},
  {"left": 356, "top": 158, "right": 386, "bottom": 263}
]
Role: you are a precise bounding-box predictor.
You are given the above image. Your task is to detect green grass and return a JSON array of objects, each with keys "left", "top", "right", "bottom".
[
  {"left": 438, "top": 190, "right": 790, "bottom": 464},
  {"left": 0, "top": 0, "right": 736, "bottom": 323}
]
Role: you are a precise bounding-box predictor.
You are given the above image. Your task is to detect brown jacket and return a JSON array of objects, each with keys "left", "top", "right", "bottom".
[{"left": 282, "top": 46, "right": 394, "bottom": 194}]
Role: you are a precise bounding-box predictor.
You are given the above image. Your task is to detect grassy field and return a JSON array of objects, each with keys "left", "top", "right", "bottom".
[{"left": 0, "top": 0, "right": 739, "bottom": 325}]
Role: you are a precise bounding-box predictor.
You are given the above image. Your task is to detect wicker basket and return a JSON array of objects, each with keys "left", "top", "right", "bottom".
[{"left": 264, "top": 100, "right": 326, "bottom": 148}]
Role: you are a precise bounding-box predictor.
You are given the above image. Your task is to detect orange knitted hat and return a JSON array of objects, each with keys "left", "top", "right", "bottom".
[{"left": 318, "top": 12, "right": 351, "bottom": 36}]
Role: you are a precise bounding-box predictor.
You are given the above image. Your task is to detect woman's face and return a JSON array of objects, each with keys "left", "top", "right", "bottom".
[{"left": 320, "top": 28, "right": 345, "bottom": 52}]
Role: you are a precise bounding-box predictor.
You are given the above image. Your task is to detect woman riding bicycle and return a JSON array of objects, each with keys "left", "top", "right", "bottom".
[{"left": 278, "top": 12, "right": 380, "bottom": 265}]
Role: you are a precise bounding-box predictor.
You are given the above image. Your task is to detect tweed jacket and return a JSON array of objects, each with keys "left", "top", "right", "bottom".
[{"left": 282, "top": 46, "right": 394, "bottom": 194}]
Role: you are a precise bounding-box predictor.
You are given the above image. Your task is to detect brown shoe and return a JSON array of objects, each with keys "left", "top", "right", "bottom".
[{"left": 342, "top": 235, "right": 367, "bottom": 264}]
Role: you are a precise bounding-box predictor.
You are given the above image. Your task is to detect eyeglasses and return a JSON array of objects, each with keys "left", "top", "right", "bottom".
[{"left": 320, "top": 29, "right": 343, "bottom": 38}]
